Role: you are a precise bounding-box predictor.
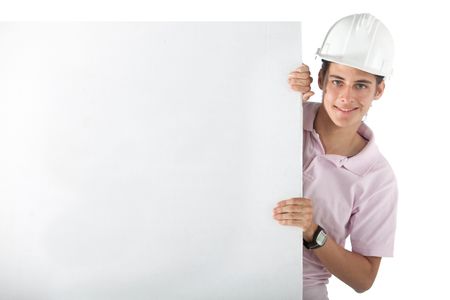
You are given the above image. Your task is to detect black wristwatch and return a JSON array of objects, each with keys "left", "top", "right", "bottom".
[{"left": 303, "top": 225, "right": 328, "bottom": 249}]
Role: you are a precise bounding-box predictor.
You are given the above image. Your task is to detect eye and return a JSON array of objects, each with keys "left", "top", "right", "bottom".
[
  {"left": 331, "top": 80, "right": 343, "bottom": 86},
  {"left": 355, "top": 83, "right": 368, "bottom": 90}
]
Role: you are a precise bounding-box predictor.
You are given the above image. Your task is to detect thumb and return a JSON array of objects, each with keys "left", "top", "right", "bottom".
[{"left": 302, "top": 91, "right": 315, "bottom": 102}]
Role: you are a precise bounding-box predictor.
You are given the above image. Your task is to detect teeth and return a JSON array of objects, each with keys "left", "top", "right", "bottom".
[{"left": 337, "top": 107, "right": 355, "bottom": 112}]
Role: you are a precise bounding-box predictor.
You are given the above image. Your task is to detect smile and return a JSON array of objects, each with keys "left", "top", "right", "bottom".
[{"left": 334, "top": 106, "right": 359, "bottom": 113}]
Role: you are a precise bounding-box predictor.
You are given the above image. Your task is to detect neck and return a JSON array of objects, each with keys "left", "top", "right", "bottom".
[{"left": 314, "top": 105, "right": 366, "bottom": 157}]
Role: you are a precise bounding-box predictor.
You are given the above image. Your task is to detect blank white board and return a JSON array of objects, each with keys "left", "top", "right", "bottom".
[{"left": 0, "top": 23, "right": 303, "bottom": 299}]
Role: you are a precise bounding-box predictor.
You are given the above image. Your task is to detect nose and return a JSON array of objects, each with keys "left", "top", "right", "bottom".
[{"left": 338, "top": 86, "right": 354, "bottom": 104}]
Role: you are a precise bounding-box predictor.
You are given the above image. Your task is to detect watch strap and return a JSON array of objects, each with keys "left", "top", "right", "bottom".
[{"left": 303, "top": 225, "right": 327, "bottom": 249}]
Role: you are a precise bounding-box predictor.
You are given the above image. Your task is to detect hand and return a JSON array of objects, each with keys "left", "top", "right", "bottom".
[
  {"left": 273, "top": 198, "right": 316, "bottom": 237},
  {"left": 288, "top": 64, "right": 314, "bottom": 102}
]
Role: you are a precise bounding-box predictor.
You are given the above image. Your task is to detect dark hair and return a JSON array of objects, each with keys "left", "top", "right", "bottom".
[{"left": 321, "top": 60, "right": 384, "bottom": 85}]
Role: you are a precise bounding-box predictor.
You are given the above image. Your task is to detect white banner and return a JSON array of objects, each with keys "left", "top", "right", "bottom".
[{"left": 0, "top": 22, "right": 303, "bottom": 299}]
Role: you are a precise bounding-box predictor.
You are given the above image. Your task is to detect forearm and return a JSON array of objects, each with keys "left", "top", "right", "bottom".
[
  {"left": 273, "top": 199, "right": 380, "bottom": 292},
  {"left": 309, "top": 235, "right": 380, "bottom": 293}
]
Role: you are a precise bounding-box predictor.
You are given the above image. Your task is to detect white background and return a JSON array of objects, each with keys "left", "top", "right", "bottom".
[
  {"left": 0, "top": 23, "right": 303, "bottom": 299},
  {"left": 1, "top": 0, "right": 450, "bottom": 299}
]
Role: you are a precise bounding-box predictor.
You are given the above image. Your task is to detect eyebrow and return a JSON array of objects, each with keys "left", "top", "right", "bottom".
[{"left": 329, "top": 75, "right": 373, "bottom": 84}]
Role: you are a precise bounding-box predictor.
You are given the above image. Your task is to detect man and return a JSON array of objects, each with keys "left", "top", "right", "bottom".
[{"left": 272, "top": 14, "right": 398, "bottom": 300}]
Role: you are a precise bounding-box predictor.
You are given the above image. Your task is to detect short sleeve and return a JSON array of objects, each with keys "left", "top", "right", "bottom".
[{"left": 349, "top": 167, "right": 398, "bottom": 257}]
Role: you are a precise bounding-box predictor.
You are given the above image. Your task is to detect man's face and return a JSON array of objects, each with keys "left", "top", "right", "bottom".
[{"left": 318, "top": 62, "right": 385, "bottom": 128}]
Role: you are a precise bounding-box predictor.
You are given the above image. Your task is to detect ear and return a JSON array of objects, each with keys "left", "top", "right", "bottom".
[
  {"left": 374, "top": 81, "right": 385, "bottom": 100},
  {"left": 318, "top": 69, "right": 325, "bottom": 90}
]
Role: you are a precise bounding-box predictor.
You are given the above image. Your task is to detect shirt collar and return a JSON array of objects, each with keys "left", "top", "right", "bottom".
[{"left": 303, "top": 102, "right": 380, "bottom": 177}]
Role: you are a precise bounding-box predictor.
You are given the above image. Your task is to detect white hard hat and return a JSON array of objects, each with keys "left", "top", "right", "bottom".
[{"left": 316, "top": 13, "right": 394, "bottom": 77}]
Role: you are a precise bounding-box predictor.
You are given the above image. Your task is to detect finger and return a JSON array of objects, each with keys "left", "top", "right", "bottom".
[
  {"left": 288, "top": 71, "right": 311, "bottom": 79},
  {"left": 273, "top": 204, "right": 312, "bottom": 213},
  {"left": 295, "top": 64, "right": 310, "bottom": 73},
  {"left": 274, "top": 205, "right": 313, "bottom": 214},
  {"left": 275, "top": 212, "right": 312, "bottom": 221},
  {"left": 302, "top": 91, "right": 315, "bottom": 102},
  {"left": 273, "top": 212, "right": 294, "bottom": 220},
  {"left": 273, "top": 211, "right": 312, "bottom": 222},
  {"left": 288, "top": 77, "right": 312, "bottom": 86},
  {"left": 274, "top": 212, "right": 296, "bottom": 220},
  {"left": 277, "top": 198, "right": 312, "bottom": 206},
  {"left": 276, "top": 212, "right": 312, "bottom": 220},
  {"left": 291, "top": 85, "right": 312, "bottom": 93},
  {"left": 277, "top": 219, "right": 311, "bottom": 228},
  {"left": 277, "top": 198, "right": 300, "bottom": 206}
]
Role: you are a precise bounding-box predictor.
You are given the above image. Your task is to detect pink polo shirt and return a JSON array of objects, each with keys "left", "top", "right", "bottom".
[{"left": 302, "top": 102, "right": 398, "bottom": 288}]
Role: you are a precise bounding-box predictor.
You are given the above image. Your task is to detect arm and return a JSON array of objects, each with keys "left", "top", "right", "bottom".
[
  {"left": 273, "top": 198, "right": 381, "bottom": 293},
  {"left": 304, "top": 224, "right": 381, "bottom": 293}
]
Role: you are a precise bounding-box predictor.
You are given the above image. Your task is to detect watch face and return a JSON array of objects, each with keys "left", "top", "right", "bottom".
[{"left": 316, "top": 230, "right": 327, "bottom": 246}]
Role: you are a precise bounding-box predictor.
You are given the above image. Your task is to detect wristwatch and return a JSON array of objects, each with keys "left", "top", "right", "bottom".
[{"left": 303, "top": 225, "right": 328, "bottom": 249}]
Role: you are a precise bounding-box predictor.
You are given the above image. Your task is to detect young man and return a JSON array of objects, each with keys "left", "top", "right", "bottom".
[{"left": 272, "top": 14, "right": 398, "bottom": 300}]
